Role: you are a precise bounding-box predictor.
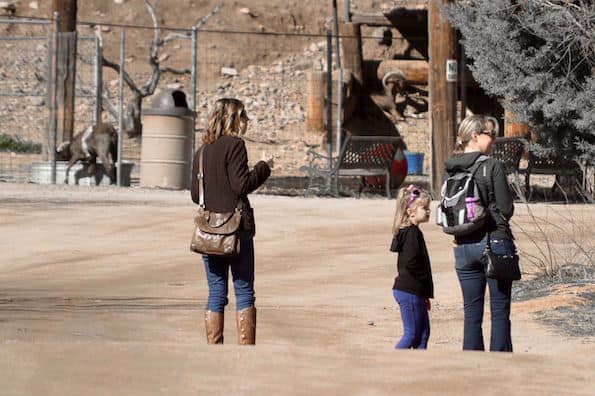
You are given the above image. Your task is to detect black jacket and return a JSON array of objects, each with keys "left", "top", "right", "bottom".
[
  {"left": 191, "top": 136, "right": 271, "bottom": 235},
  {"left": 391, "top": 225, "right": 434, "bottom": 299},
  {"left": 444, "top": 152, "right": 514, "bottom": 243}
]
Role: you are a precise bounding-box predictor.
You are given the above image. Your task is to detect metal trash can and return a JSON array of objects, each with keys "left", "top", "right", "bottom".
[{"left": 140, "top": 89, "right": 195, "bottom": 189}]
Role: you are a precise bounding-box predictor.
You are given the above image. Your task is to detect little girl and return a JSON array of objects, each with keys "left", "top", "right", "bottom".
[{"left": 390, "top": 184, "right": 434, "bottom": 349}]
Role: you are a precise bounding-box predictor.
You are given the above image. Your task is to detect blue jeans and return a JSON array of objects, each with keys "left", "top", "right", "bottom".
[
  {"left": 454, "top": 237, "right": 514, "bottom": 352},
  {"left": 202, "top": 238, "right": 255, "bottom": 313},
  {"left": 393, "top": 289, "right": 430, "bottom": 349}
]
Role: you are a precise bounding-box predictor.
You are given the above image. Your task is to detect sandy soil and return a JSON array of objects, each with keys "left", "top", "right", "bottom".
[{"left": 0, "top": 183, "right": 593, "bottom": 395}]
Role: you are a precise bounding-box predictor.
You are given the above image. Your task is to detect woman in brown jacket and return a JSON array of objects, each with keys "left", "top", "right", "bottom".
[{"left": 191, "top": 98, "right": 272, "bottom": 345}]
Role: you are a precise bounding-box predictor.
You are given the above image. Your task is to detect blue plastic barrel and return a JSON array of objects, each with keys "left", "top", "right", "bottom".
[{"left": 404, "top": 151, "right": 424, "bottom": 175}]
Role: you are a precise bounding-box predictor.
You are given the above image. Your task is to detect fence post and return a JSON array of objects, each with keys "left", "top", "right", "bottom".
[
  {"left": 326, "top": 30, "right": 333, "bottom": 193},
  {"left": 93, "top": 36, "right": 103, "bottom": 125},
  {"left": 344, "top": 0, "right": 351, "bottom": 22},
  {"left": 50, "top": 12, "right": 59, "bottom": 184},
  {"left": 117, "top": 30, "right": 125, "bottom": 187},
  {"left": 43, "top": 23, "right": 52, "bottom": 162},
  {"left": 190, "top": 27, "right": 198, "bottom": 160},
  {"left": 333, "top": 0, "right": 343, "bottom": 155}
]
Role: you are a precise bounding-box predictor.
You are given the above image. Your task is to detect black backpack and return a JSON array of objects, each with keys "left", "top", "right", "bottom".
[{"left": 436, "top": 156, "right": 488, "bottom": 236}]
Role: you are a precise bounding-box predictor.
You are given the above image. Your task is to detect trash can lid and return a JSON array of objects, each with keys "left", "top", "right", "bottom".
[{"left": 143, "top": 88, "right": 195, "bottom": 117}]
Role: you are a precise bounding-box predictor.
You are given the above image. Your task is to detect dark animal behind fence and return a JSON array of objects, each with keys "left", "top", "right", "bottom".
[{"left": 56, "top": 122, "right": 118, "bottom": 185}]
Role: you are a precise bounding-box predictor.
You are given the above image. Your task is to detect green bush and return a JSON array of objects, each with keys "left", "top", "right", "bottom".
[{"left": 0, "top": 133, "right": 42, "bottom": 154}]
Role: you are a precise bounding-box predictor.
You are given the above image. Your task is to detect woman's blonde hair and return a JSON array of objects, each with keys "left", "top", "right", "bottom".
[
  {"left": 203, "top": 98, "right": 246, "bottom": 145},
  {"left": 454, "top": 114, "right": 499, "bottom": 153},
  {"left": 392, "top": 185, "right": 431, "bottom": 234}
]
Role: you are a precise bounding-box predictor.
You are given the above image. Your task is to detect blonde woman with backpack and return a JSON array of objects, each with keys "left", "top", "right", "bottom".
[{"left": 443, "top": 114, "right": 516, "bottom": 352}]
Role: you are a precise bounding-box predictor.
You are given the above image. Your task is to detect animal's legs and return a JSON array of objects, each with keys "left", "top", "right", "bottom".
[
  {"left": 87, "top": 155, "right": 97, "bottom": 177},
  {"left": 98, "top": 152, "right": 114, "bottom": 184},
  {"left": 64, "top": 155, "right": 82, "bottom": 184}
]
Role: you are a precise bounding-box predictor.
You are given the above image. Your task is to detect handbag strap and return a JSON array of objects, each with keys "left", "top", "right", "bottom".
[
  {"left": 198, "top": 145, "right": 205, "bottom": 208},
  {"left": 485, "top": 233, "right": 492, "bottom": 251}
]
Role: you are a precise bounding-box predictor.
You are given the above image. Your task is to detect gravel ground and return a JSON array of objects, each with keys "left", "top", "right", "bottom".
[{"left": 514, "top": 279, "right": 595, "bottom": 337}]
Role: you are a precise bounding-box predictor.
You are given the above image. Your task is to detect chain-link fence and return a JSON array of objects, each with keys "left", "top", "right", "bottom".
[
  {"left": 0, "top": 18, "right": 101, "bottom": 183},
  {"left": 4, "top": 15, "right": 425, "bottom": 189},
  {"left": 0, "top": 17, "right": 334, "bottom": 186},
  {"left": 194, "top": 29, "right": 325, "bottom": 176},
  {"left": 0, "top": 19, "right": 50, "bottom": 182}
]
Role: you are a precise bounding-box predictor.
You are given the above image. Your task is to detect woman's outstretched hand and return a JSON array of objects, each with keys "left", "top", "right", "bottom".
[{"left": 261, "top": 151, "right": 275, "bottom": 169}]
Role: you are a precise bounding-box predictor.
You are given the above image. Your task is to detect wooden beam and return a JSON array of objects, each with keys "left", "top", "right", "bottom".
[
  {"left": 51, "top": 0, "right": 77, "bottom": 143},
  {"left": 376, "top": 59, "right": 477, "bottom": 87},
  {"left": 377, "top": 60, "right": 428, "bottom": 85},
  {"left": 351, "top": 12, "right": 392, "bottom": 27},
  {"left": 428, "top": 0, "right": 457, "bottom": 193},
  {"left": 339, "top": 22, "right": 363, "bottom": 85},
  {"left": 351, "top": 9, "right": 426, "bottom": 29}
]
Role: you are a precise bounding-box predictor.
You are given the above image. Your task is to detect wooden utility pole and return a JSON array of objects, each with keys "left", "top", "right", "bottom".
[
  {"left": 306, "top": 71, "right": 325, "bottom": 133},
  {"left": 51, "top": 0, "right": 77, "bottom": 144},
  {"left": 428, "top": 0, "right": 457, "bottom": 193}
]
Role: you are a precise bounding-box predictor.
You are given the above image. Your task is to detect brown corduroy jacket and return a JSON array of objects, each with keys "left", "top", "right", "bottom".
[{"left": 191, "top": 135, "right": 271, "bottom": 236}]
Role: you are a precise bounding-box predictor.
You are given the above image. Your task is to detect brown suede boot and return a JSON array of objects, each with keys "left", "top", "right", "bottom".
[
  {"left": 236, "top": 306, "right": 256, "bottom": 345},
  {"left": 204, "top": 310, "right": 224, "bottom": 344}
]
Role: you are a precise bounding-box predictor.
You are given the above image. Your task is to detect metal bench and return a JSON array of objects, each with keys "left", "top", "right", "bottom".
[
  {"left": 492, "top": 136, "right": 590, "bottom": 201},
  {"left": 491, "top": 137, "right": 527, "bottom": 200},
  {"left": 525, "top": 149, "right": 585, "bottom": 201},
  {"left": 300, "top": 133, "right": 402, "bottom": 198}
]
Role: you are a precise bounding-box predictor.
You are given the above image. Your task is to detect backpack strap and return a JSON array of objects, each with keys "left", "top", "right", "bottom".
[
  {"left": 465, "top": 155, "right": 489, "bottom": 205},
  {"left": 462, "top": 155, "right": 488, "bottom": 199},
  {"left": 467, "top": 155, "right": 489, "bottom": 176}
]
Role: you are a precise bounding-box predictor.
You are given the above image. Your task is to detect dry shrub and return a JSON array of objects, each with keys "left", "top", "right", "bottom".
[{"left": 512, "top": 203, "right": 595, "bottom": 281}]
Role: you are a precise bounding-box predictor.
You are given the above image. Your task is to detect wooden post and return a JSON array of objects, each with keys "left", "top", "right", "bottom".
[
  {"left": 307, "top": 71, "right": 325, "bottom": 133},
  {"left": 117, "top": 31, "right": 125, "bottom": 187},
  {"left": 93, "top": 35, "right": 102, "bottom": 125},
  {"left": 339, "top": 22, "right": 363, "bottom": 85},
  {"left": 428, "top": 0, "right": 457, "bottom": 194},
  {"left": 504, "top": 110, "right": 530, "bottom": 138},
  {"left": 51, "top": 0, "right": 77, "bottom": 143}
]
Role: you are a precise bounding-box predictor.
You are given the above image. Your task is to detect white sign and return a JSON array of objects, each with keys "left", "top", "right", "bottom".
[{"left": 446, "top": 59, "right": 458, "bottom": 82}]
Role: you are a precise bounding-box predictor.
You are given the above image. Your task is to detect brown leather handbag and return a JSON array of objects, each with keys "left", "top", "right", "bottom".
[{"left": 190, "top": 146, "right": 241, "bottom": 256}]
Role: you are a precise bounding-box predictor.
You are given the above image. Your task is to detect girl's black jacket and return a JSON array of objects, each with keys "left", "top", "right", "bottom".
[{"left": 391, "top": 225, "right": 434, "bottom": 299}]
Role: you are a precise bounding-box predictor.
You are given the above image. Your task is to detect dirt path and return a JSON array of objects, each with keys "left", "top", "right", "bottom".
[{"left": 0, "top": 184, "right": 593, "bottom": 395}]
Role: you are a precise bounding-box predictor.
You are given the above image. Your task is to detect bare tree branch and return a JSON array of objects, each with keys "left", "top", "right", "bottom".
[
  {"left": 101, "top": 56, "right": 142, "bottom": 95},
  {"left": 160, "top": 66, "right": 190, "bottom": 75},
  {"left": 142, "top": 0, "right": 161, "bottom": 96},
  {"left": 161, "top": 32, "right": 190, "bottom": 44},
  {"left": 194, "top": 1, "right": 224, "bottom": 30},
  {"left": 161, "top": 1, "right": 224, "bottom": 44},
  {"left": 102, "top": 91, "right": 118, "bottom": 121},
  {"left": 94, "top": 0, "right": 219, "bottom": 136}
]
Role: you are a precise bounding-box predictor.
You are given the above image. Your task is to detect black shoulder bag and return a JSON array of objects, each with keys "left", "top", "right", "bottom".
[
  {"left": 482, "top": 235, "right": 521, "bottom": 281},
  {"left": 474, "top": 158, "right": 521, "bottom": 281}
]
